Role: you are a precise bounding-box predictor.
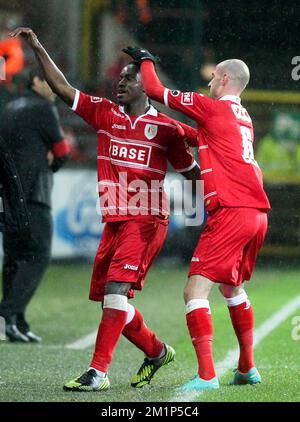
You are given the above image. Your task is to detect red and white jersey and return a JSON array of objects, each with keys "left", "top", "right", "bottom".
[
  {"left": 163, "top": 90, "right": 270, "bottom": 212},
  {"left": 72, "top": 90, "right": 197, "bottom": 222}
]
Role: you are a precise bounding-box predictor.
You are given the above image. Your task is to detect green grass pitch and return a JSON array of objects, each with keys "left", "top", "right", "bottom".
[{"left": 0, "top": 263, "right": 300, "bottom": 402}]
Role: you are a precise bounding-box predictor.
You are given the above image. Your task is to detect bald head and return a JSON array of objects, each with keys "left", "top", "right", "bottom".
[{"left": 217, "top": 59, "right": 250, "bottom": 93}]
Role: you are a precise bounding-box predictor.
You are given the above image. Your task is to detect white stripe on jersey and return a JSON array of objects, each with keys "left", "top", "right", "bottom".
[
  {"left": 175, "top": 160, "right": 198, "bottom": 173},
  {"left": 97, "top": 129, "right": 168, "bottom": 151},
  {"left": 98, "top": 181, "right": 120, "bottom": 187},
  {"left": 100, "top": 205, "right": 169, "bottom": 214},
  {"left": 204, "top": 191, "right": 217, "bottom": 200},
  {"left": 138, "top": 118, "right": 177, "bottom": 129},
  {"left": 201, "top": 168, "right": 213, "bottom": 175},
  {"left": 199, "top": 145, "right": 209, "bottom": 150},
  {"left": 97, "top": 156, "right": 166, "bottom": 175}
]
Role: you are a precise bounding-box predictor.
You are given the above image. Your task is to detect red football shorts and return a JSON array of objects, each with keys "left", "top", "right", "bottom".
[
  {"left": 89, "top": 217, "right": 168, "bottom": 301},
  {"left": 189, "top": 207, "right": 268, "bottom": 286}
]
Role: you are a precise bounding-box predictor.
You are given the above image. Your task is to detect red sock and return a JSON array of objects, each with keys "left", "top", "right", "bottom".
[
  {"left": 229, "top": 302, "right": 255, "bottom": 373},
  {"left": 123, "top": 307, "right": 164, "bottom": 358},
  {"left": 186, "top": 307, "right": 216, "bottom": 380},
  {"left": 90, "top": 307, "right": 128, "bottom": 372}
]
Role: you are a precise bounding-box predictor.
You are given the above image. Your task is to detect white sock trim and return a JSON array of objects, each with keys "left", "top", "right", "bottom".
[
  {"left": 225, "top": 291, "right": 249, "bottom": 307},
  {"left": 126, "top": 303, "right": 135, "bottom": 325},
  {"left": 186, "top": 299, "right": 210, "bottom": 314},
  {"left": 103, "top": 294, "right": 128, "bottom": 311}
]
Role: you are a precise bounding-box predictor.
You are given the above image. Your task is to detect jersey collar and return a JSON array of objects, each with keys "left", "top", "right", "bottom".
[
  {"left": 219, "top": 95, "right": 241, "bottom": 104},
  {"left": 119, "top": 104, "right": 158, "bottom": 117},
  {"left": 118, "top": 105, "right": 158, "bottom": 129}
]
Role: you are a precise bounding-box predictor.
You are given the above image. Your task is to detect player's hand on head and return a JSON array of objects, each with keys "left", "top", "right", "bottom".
[
  {"left": 9, "top": 27, "right": 40, "bottom": 48},
  {"left": 122, "top": 46, "right": 159, "bottom": 65}
]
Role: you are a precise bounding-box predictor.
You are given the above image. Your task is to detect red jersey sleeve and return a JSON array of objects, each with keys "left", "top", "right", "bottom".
[
  {"left": 173, "top": 120, "right": 199, "bottom": 147},
  {"left": 140, "top": 61, "right": 214, "bottom": 124},
  {"left": 164, "top": 90, "right": 215, "bottom": 124},
  {"left": 167, "top": 124, "right": 197, "bottom": 173},
  {"left": 71, "top": 90, "right": 112, "bottom": 130}
]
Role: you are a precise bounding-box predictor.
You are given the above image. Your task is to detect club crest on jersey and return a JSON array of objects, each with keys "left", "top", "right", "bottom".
[
  {"left": 181, "top": 92, "right": 194, "bottom": 105},
  {"left": 144, "top": 124, "right": 158, "bottom": 140}
]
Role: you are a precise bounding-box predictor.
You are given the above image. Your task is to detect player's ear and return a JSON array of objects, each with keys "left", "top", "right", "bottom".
[{"left": 223, "top": 73, "right": 230, "bottom": 86}]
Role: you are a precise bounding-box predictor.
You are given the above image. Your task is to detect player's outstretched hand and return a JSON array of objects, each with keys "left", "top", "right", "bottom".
[
  {"left": 122, "top": 46, "right": 159, "bottom": 65},
  {"left": 10, "top": 27, "right": 40, "bottom": 49}
]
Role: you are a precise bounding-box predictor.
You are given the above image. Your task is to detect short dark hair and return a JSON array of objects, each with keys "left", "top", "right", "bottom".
[
  {"left": 27, "top": 67, "right": 46, "bottom": 89},
  {"left": 127, "top": 61, "right": 140, "bottom": 71}
]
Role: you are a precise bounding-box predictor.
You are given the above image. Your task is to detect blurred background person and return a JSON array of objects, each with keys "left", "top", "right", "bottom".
[
  {"left": 0, "top": 17, "right": 24, "bottom": 86},
  {"left": 0, "top": 17, "right": 24, "bottom": 111},
  {"left": 0, "top": 135, "right": 29, "bottom": 233},
  {"left": 0, "top": 67, "right": 70, "bottom": 343}
]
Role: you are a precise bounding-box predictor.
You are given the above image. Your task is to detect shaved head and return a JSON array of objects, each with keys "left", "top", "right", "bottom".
[{"left": 217, "top": 59, "right": 250, "bottom": 93}]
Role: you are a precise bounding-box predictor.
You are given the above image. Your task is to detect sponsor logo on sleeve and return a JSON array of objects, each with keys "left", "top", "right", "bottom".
[
  {"left": 171, "top": 90, "right": 180, "bottom": 97},
  {"left": 144, "top": 124, "right": 158, "bottom": 140},
  {"left": 112, "top": 124, "right": 126, "bottom": 130},
  {"left": 91, "top": 96, "right": 103, "bottom": 103},
  {"left": 181, "top": 92, "right": 194, "bottom": 105}
]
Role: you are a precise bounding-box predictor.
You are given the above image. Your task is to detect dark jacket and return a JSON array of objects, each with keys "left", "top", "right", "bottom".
[
  {"left": 0, "top": 90, "right": 68, "bottom": 208},
  {"left": 0, "top": 136, "right": 29, "bottom": 232}
]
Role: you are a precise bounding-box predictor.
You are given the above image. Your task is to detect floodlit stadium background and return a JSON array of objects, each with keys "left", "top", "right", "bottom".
[{"left": 0, "top": 0, "right": 300, "bottom": 403}]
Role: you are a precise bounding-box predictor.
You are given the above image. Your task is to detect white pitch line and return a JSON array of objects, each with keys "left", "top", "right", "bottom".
[
  {"left": 171, "top": 294, "right": 300, "bottom": 402},
  {"left": 65, "top": 330, "right": 97, "bottom": 350}
]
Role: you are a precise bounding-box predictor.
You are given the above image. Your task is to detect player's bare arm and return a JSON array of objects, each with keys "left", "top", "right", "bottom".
[{"left": 10, "top": 28, "right": 76, "bottom": 107}]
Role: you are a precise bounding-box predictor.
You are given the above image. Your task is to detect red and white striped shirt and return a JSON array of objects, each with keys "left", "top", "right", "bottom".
[
  {"left": 72, "top": 90, "right": 197, "bottom": 222},
  {"left": 139, "top": 61, "right": 271, "bottom": 213}
]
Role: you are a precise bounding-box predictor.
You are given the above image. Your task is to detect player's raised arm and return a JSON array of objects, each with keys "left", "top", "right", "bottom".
[
  {"left": 10, "top": 28, "right": 76, "bottom": 107},
  {"left": 123, "top": 46, "right": 214, "bottom": 123},
  {"left": 123, "top": 47, "right": 165, "bottom": 103}
]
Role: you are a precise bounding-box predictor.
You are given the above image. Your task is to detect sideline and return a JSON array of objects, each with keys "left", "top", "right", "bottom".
[{"left": 65, "top": 330, "right": 97, "bottom": 350}]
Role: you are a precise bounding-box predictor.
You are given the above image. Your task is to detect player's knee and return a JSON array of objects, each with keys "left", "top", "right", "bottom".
[
  {"left": 218, "top": 284, "right": 226, "bottom": 296},
  {"left": 105, "top": 281, "right": 132, "bottom": 296},
  {"left": 219, "top": 283, "right": 244, "bottom": 298},
  {"left": 183, "top": 286, "right": 189, "bottom": 304},
  {"left": 183, "top": 280, "right": 192, "bottom": 303}
]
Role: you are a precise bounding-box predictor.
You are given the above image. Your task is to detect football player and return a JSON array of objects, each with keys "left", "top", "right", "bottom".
[
  {"left": 11, "top": 28, "right": 200, "bottom": 391},
  {"left": 123, "top": 46, "right": 270, "bottom": 390}
]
